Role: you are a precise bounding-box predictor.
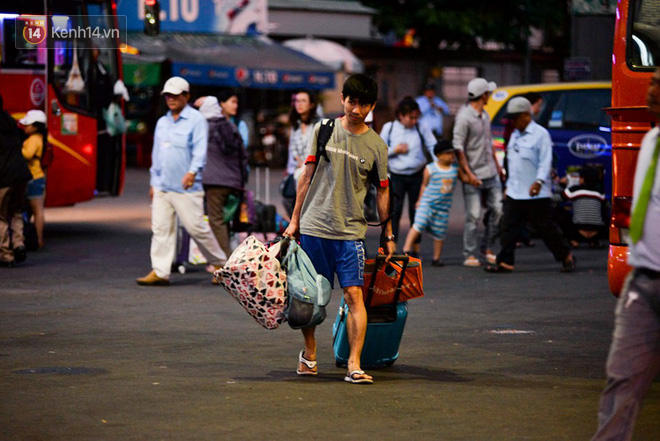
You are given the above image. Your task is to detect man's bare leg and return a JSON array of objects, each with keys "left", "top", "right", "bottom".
[
  {"left": 344, "top": 285, "right": 372, "bottom": 382},
  {"left": 298, "top": 326, "right": 317, "bottom": 374}
]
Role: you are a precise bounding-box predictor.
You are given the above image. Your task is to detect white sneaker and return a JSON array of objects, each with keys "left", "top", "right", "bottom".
[
  {"left": 463, "top": 256, "right": 481, "bottom": 267},
  {"left": 485, "top": 253, "right": 497, "bottom": 265}
]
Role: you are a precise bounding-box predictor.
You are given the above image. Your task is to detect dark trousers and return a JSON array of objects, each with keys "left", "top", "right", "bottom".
[
  {"left": 204, "top": 185, "right": 236, "bottom": 259},
  {"left": 390, "top": 170, "right": 424, "bottom": 240},
  {"left": 497, "top": 197, "right": 569, "bottom": 266}
]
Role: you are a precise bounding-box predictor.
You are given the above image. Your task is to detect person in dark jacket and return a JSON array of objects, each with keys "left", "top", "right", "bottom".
[
  {"left": 0, "top": 95, "right": 33, "bottom": 267},
  {"left": 196, "top": 96, "right": 248, "bottom": 259}
]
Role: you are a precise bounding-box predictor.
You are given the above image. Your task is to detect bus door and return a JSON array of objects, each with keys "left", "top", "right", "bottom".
[
  {"left": 608, "top": 0, "right": 659, "bottom": 294},
  {"left": 48, "top": 1, "right": 123, "bottom": 201}
]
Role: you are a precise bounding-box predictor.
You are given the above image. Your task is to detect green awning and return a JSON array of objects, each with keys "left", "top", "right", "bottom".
[{"left": 123, "top": 60, "right": 161, "bottom": 87}]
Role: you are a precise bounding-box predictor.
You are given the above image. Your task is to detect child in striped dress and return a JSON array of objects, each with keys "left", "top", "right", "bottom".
[
  {"left": 562, "top": 166, "right": 606, "bottom": 247},
  {"left": 403, "top": 140, "right": 459, "bottom": 266}
]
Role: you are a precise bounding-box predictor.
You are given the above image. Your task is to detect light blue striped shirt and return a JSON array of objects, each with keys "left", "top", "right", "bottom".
[
  {"left": 506, "top": 120, "right": 552, "bottom": 200},
  {"left": 150, "top": 105, "right": 208, "bottom": 193}
]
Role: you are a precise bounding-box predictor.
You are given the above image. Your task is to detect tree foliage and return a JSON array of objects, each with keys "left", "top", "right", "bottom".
[{"left": 362, "top": 0, "right": 568, "bottom": 55}]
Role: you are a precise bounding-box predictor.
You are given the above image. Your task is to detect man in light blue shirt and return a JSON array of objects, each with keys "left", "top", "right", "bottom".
[
  {"left": 485, "top": 97, "right": 574, "bottom": 273},
  {"left": 416, "top": 84, "right": 450, "bottom": 140},
  {"left": 137, "top": 77, "right": 226, "bottom": 286}
]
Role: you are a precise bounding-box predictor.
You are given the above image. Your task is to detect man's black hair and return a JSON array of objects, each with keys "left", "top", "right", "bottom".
[
  {"left": 342, "top": 74, "right": 378, "bottom": 105},
  {"left": 523, "top": 92, "right": 542, "bottom": 105}
]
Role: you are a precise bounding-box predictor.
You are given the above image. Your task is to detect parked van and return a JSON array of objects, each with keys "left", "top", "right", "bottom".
[{"left": 484, "top": 82, "right": 612, "bottom": 198}]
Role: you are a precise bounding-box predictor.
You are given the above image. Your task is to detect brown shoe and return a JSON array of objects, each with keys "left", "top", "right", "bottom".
[{"left": 136, "top": 271, "right": 170, "bottom": 286}]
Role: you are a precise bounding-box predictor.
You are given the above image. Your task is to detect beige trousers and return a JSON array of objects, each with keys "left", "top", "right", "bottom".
[
  {"left": 150, "top": 190, "right": 226, "bottom": 278},
  {"left": 0, "top": 185, "right": 26, "bottom": 262}
]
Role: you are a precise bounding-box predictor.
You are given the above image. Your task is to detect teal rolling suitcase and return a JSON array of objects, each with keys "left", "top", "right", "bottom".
[{"left": 332, "top": 255, "right": 409, "bottom": 368}]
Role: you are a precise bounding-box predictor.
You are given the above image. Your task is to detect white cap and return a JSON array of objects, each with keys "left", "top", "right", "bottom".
[
  {"left": 506, "top": 96, "right": 532, "bottom": 114},
  {"left": 197, "top": 96, "right": 223, "bottom": 120},
  {"left": 113, "top": 79, "right": 130, "bottom": 101},
  {"left": 18, "top": 109, "right": 47, "bottom": 126},
  {"left": 161, "top": 76, "right": 190, "bottom": 95},
  {"left": 467, "top": 78, "right": 497, "bottom": 99}
]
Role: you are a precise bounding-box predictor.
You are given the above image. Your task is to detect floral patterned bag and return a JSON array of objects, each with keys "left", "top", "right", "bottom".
[{"left": 215, "top": 236, "right": 287, "bottom": 330}]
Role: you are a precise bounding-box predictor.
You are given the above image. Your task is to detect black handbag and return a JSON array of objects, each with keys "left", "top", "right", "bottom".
[{"left": 280, "top": 174, "right": 297, "bottom": 199}]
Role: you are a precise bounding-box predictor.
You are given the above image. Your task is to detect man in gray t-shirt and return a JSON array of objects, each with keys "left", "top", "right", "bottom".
[
  {"left": 284, "top": 74, "right": 394, "bottom": 385},
  {"left": 453, "top": 77, "right": 505, "bottom": 268}
]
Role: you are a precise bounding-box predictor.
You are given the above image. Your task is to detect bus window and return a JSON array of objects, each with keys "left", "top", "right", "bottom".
[
  {"left": 0, "top": 16, "right": 46, "bottom": 68},
  {"left": 629, "top": 0, "right": 660, "bottom": 69},
  {"left": 86, "top": 2, "right": 118, "bottom": 79},
  {"left": 52, "top": 40, "right": 92, "bottom": 112}
]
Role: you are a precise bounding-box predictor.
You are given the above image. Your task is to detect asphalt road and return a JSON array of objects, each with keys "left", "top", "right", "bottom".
[{"left": 1, "top": 168, "right": 658, "bottom": 441}]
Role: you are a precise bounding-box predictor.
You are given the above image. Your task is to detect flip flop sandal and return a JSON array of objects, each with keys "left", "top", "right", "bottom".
[
  {"left": 484, "top": 264, "right": 513, "bottom": 273},
  {"left": 344, "top": 370, "right": 373, "bottom": 385},
  {"left": 296, "top": 350, "right": 318, "bottom": 376}
]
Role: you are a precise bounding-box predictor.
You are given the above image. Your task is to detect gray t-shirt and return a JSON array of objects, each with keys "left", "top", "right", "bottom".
[
  {"left": 452, "top": 104, "right": 497, "bottom": 180},
  {"left": 300, "top": 118, "right": 389, "bottom": 240}
]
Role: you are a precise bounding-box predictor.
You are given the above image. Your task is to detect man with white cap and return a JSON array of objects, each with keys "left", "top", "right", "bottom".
[
  {"left": 137, "top": 77, "right": 226, "bottom": 286},
  {"left": 484, "top": 97, "right": 574, "bottom": 273},
  {"left": 452, "top": 77, "right": 504, "bottom": 267}
]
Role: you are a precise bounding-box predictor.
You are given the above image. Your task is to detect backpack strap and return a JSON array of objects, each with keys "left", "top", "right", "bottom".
[
  {"left": 315, "top": 118, "right": 334, "bottom": 163},
  {"left": 415, "top": 123, "right": 434, "bottom": 164},
  {"left": 387, "top": 121, "right": 394, "bottom": 147}
]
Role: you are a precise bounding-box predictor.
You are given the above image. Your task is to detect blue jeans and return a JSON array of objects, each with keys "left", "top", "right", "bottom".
[{"left": 462, "top": 176, "right": 502, "bottom": 258}]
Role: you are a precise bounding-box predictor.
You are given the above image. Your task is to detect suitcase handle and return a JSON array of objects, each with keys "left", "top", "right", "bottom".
[{"left": 365, "top": 254, "right": 409, "bottom": 309}]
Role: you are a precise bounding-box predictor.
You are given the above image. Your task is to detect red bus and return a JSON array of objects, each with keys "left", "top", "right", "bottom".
[
  {"left": 0, "top": 0, "right": 124, "bottom": 207},
  {"left": 608, "top": 0, "right": 658, "bottom": 294}
]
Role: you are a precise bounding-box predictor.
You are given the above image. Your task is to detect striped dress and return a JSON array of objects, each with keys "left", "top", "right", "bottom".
[
  {"left": 563, "top": 185, "right": 606, "bottom": 227},
  {"left": 412, "top": 162, "right": 458, "bottom": 240}
]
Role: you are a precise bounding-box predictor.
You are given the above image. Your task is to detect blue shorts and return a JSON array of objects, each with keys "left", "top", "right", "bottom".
[
  {"left": 300, "top": 235, "right": 365, "bottom": 289},
  {"left": 26, "top": 177, "right": 46, "bottom": 199}
]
